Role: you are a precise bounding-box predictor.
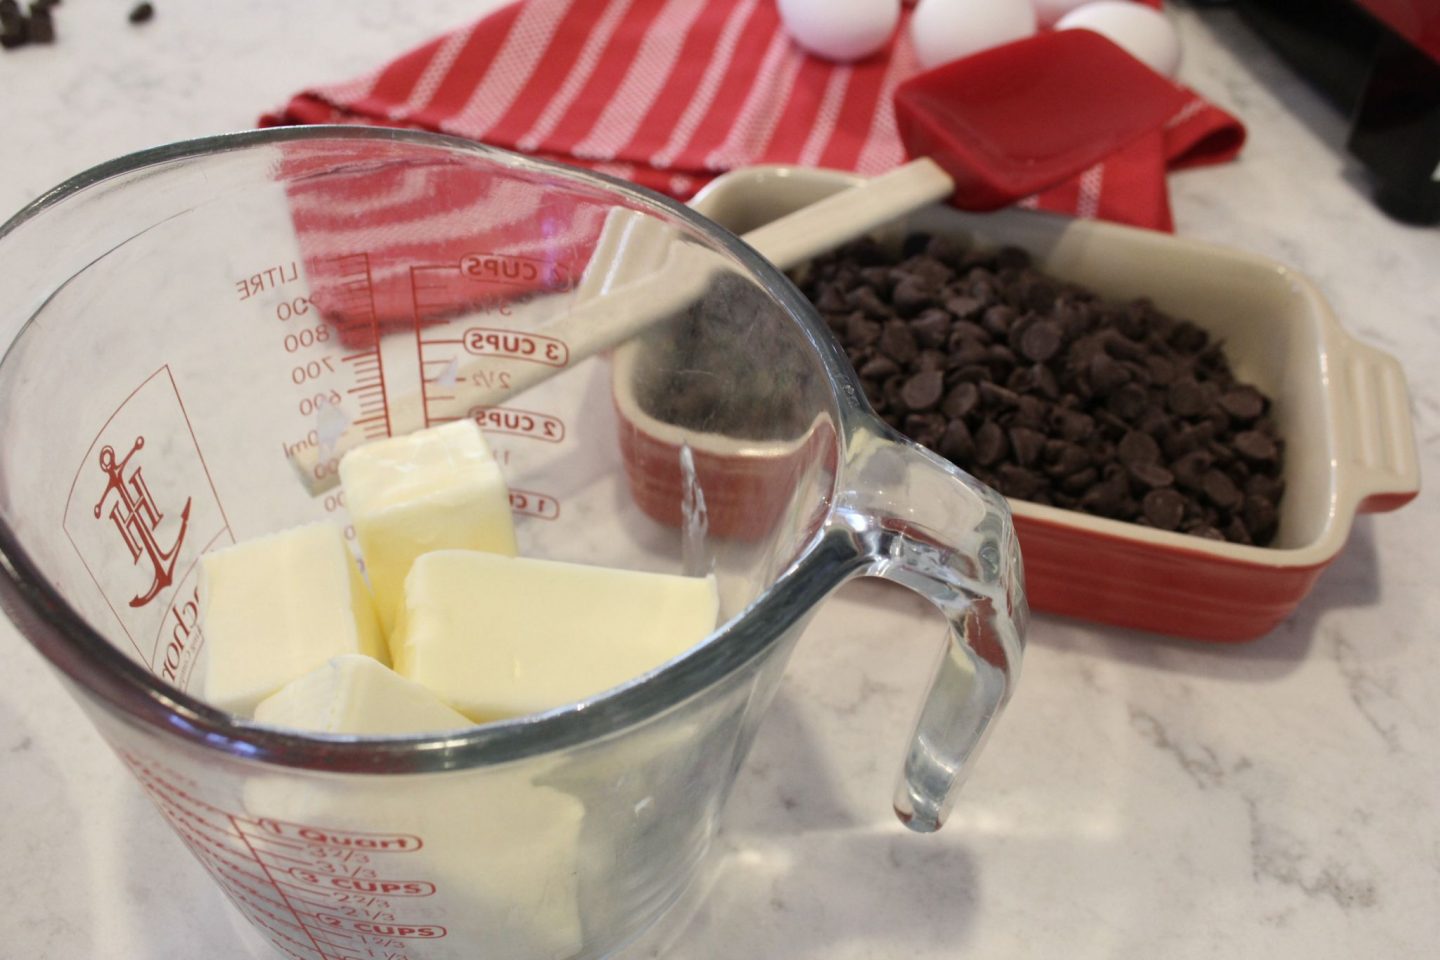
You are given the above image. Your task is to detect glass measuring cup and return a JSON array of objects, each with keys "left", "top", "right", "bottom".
[{"left": 0, "top": 129, "right": 1026, "bottom": 960}]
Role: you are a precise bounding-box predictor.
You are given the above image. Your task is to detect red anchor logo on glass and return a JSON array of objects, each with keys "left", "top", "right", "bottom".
[{"left": 92, "top": 436, "right": 192, "bottom": 608}]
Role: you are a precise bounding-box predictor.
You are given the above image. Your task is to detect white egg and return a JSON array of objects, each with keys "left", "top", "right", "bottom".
[
  {"left": 909, "top": 0, "right": 1038, "bottom": 71},
  {"left": 778, "top": 0, "right": 901, "bottom": 63},
  {"left": 1055, "top": 1, "right": 1182, "bottom": 78},
  {"left": 1031, "top": 0, "right": 1094, "bottom": 29}
]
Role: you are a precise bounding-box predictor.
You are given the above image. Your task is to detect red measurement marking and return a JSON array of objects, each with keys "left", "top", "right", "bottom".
[
  {"left": 459, "top": 252, "right": 571, "bottom": 290},
  {"left": 286, "top": 869, "right": 437, "bottom": 898},
  {"left": 235, "top": 261, "right": 301, "bottom": 301},
  {"left": 462, "top": 328, "right": 568, "bottom": 366},
  {"left": 315, "top": 254, "right": 392, "bottom": 442},
  {"left": 230, "top": 815, "right": 349, "bottom": 959},
  {"left": 252, "top": 821, "right": 423, "bottom": 853},
  {"left": 469, "top": 406, "right": 566, "bottom": 443},
  {"left": 509, "top": 488, "right": 560, "bottom": 521},
  {"left": 313, "top": 916, "right": 447, "bottom": 940}
]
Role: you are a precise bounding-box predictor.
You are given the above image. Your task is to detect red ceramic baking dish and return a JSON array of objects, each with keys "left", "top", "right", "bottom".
[{"left": 613, "top": 165, "right": 1420, "bottom": 642}]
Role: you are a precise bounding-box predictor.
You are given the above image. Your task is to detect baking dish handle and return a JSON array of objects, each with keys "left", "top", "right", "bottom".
[
  {"left": 1334, "top": 336, "right": 1420, "bottom": 514},
  {"left": 827, "top": 421, "right": 1027, "bottom": 833}
]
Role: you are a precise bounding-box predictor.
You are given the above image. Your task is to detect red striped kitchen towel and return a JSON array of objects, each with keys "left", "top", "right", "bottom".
[{"left": 260, "top": 0, "right": 1244, "bottom": 233}]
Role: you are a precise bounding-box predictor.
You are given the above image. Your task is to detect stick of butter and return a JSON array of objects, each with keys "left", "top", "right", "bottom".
[
  {"left": 340, "top": 419, "right": 518, "bottom": 636},
  {"left": 391, "top": 551, "right": 719, "bottom": 723},
  {"left": 253, "top": 653, "right": 476, "bottom": 735},
  {"left": 199, "top": 521, "right": 385, "bottom": 717}
]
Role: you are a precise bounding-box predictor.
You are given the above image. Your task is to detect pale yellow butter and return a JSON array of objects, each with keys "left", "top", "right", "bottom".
[
  {"left": 339, "top": 419, "right": 518, "bottom": 635},
  {"left": 391, "top": 551, "right": 719, "bottom": 723},
  {"left": 253, "top": 653, "right": 475, "bottom": 735},
  {"left": 199, "top": 521, "right": 385, "bottom": 717}
]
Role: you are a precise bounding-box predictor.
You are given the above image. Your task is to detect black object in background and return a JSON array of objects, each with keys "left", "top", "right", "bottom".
[{"left": 1237, "top": 0, "right": 1440, "bottom": 225}]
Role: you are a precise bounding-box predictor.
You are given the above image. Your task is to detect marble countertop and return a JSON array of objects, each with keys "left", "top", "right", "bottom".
[{"left": 1, "top": 3, "right": 1436, "bottom": 958}]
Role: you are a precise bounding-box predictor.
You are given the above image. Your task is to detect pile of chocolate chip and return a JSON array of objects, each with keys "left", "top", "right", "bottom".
[
  {"left": 794, "top": 233, "right": 1285, "bottom": 545},
  {"left": 636, "top": 272, "right": 818, "bottom": 441}
]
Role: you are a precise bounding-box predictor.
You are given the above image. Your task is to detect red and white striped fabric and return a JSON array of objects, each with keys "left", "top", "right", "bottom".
[{"left": 261, "top": 0, "right": 1244, "bottom": 233}]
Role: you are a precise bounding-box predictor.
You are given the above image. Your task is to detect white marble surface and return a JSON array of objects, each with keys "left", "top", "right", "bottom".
[{"left": 2, "top": 3, "right": 1438, "bottom": 958}]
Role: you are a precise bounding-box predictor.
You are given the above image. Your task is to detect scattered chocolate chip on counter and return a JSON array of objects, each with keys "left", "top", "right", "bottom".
[
  {"left": 792, "top": 233, "right": 1286, "bottom": 546},
  {"left": 129, "top": 2, "right": 154, "bottom": 25},
  {"left": 0, "top": 0, "right": 60, "bottom": 49}
]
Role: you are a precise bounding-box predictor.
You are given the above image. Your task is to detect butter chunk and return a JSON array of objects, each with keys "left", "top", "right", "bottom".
[
  {"left": 340, "top": 419, "right": 518, "bottom": 635},
  {"left": 199, "top": 521, "right": 385, "bottom": 717},
  {"left": 254, "top": 654, "right": 475, "bottom": 735},
  {"left": 392, "top": 551, "right": 719, "bottom": 722}
]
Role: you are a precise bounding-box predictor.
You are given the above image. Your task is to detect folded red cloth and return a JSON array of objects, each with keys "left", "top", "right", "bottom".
[{"left": 261, "top": 0, "right": 1244, "bottom": 231}]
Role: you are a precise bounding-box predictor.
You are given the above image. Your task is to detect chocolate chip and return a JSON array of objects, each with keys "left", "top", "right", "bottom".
[
  {"left": 925, "top": 234, "right": 958, "bottom": 263},
  {"left": 904, "top": 413, "right": 946, "bottom": 448},
  {"left": 901, "top": 233, "right": 931, "bottom": 259},
  {"left": 982, "top": 304, "right": 1016, "bottom": 337},
  {"left": 916, "top": 349, "right": 946, "bottom": 373},
  {"left": 996, "top": 246, "right": 1031, "bottom": 271},
  {"left": 1171, "top": 450, "right": 1213, "bottom": 490},
  {"left": 945, "top": 295, "right": 983, "bottom": 319},
  {"left": 1128, "top": 461, "right": 1175, "bottom": 489},
  {"left": 979, "top": 380, "right": 1020, "bottom": 409},
  {"left": 910, "top": 309, "right": 950, "bottom": 349},
  {"left": 1219, "top": 386, "right": 1265, "bottom": 421},
  {"left": 1244, "top": 496, "right": 1278, "bottom": 539},
  {"left": 1234, "top": 429, "right": 1278, "bottom": 463},
  {"left": 848, "top": 286, "right": 890, "bottom": 319},
  {"left": 1167, "top": 376, "right": 1206, "bottom": 417},
  {"left": 25, "top": 4, "right": 49, "bottom": 40},
  {"left": 1145, "top": 353, "right": 1178, "bottom": 386},
  {"left": 814, "top": 285, "right": 848, "bottom": 313},
  {"left": 846, "top": 314, "right": 881, "bottom": 348},
  {"left": 997, "top": 464, "right": 1045, "bottom": 499},
  {"left": 939, "top": 419, "right": 975, "bottom": 462},
  {"left": 129, "top": 2, "right": 154, "bottom": 24},
  {"left": 1081, "top": 473, "right": 1130, "bottom": 518},
  {"left": 892, "top": 275, "right": 934, "bottom": 316},
  {"left": 1061, "top": 467, "right": 1099, "bottom": 494},
  {"left": 1015, "top": 394, "right": 1049, "bottom": 427},
  {"left": 941, "top": 381, "right": 980, "bottom": 419},
  {"left": 1142, "top": 489, "right": 1186, "bottom": 530},
  {"left": 1107, "top": 383, "right": 1148, "bottom": 420},
  {"left": 1052, "top": 408, "right": 1094, "bottom": 443},
  {"left": 1019, "top": 319, "right": 1062, "bottom": 363},
  {"left": 878, "top": 320, "right": 917, "bottom": 363},
  {"left": 900, "top": 370, "right": 945, "bottom": 412},
  {"left": 1117, "top": 430, "right": 1161, "bottom": 465},
  {"left": 974, "top": 420, "right": 1008, "bottom": 466},
  {"left": 1201, "top": 470, "right": 1242, "bottom": 510},
  {"left": 1009, "top": 427, "right": 1046, "bottom": 467},
  {"left": 1045, "top": 441, "right": 1091, "bottom": 478},
  {"left": 1088, "top": 352, "right": 1131, "bottom": 395},
  {"left": 1031, "top": 363, "right": 1061, "bottom": 399},
  {"left": 859, "top": 355, "right": 899, "bottom": 380},
  {"left": 987, "top": 343, "right": 1018, "bottom": 371},
  {"left": 1105, "top": 335, "right": 1146, "bottom": 362},
  {"left": 1245, "top": 473, "right": 1284, "bottom": 502}
]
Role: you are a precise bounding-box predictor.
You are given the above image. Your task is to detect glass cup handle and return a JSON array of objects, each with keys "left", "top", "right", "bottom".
[{"left": 829, "top": 423, "right": 1027, "bottom": 833}]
